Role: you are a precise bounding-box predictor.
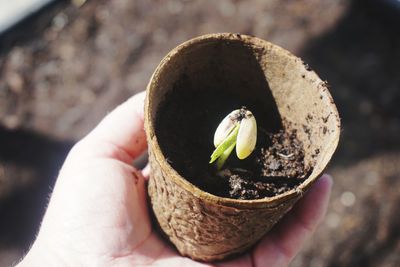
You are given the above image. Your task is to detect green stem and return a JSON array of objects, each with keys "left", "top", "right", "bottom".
[
  {"left": 216, "top": 141, "right": 236, "bottom": 170},
  {"left": 209, "top": 124, "right": 239, "bottom": 164}
]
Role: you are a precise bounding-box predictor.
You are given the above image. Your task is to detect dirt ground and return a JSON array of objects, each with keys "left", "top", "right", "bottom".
[{"left": 0, "top": 0, "right": 399, "bottom": 266}]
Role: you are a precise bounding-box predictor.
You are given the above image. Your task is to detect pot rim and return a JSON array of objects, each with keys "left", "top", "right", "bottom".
[{"left": 144, "top": 33, "right": 340, "bottom": 209}]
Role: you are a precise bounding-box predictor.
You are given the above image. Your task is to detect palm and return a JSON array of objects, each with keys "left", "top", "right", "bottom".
[
  {"left": 39, "top": 152, "right": 252, "bottom": 266},
  {"left": 41, "top": 156, "right": 211, "bottom": 266},
  {"left": 19, "top": 92, "right": 331, "bottom": 267}
]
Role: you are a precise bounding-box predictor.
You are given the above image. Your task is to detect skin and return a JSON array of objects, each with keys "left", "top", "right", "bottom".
[{"left": 17, "top": 91, "right": 332, "bottom": 267}]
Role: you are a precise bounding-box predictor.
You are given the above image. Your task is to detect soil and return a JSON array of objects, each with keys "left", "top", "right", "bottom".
[
  {"left": 212, "top": 128, "right": 312, "bottom": 199},
  {"left": 224, "top": 130, "right": 311, "bottom": 199},
  {"left": 258, "top": 130, "right": 310, "bottom": 179},
  {"left": 156, "top": 87, "right": 311, "bottom": 200}
]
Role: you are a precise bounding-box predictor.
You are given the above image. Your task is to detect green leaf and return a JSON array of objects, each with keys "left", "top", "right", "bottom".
[
  {"left": 209, "top": 124, "right": 239, "bottom": 164},
  {"left": 216, "top": 141, "right": 236, "bottom": 170}
]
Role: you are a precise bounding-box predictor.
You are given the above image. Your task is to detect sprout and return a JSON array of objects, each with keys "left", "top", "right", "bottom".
[{"left": 210, "top": 107, "right": 257, "bottom": 169}]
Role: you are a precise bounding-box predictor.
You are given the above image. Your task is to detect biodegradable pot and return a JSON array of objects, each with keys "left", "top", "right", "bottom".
[{"left": 144, "top": 33, "right": 340, "bottom": 261}]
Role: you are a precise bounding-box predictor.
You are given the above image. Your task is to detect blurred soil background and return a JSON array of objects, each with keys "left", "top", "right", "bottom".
[{"left": 0, "top": 0, "right": 399, "bottom": 266}]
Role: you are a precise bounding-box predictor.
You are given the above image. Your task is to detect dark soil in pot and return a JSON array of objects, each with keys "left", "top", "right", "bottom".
[{"left": 156, "top": 86, "right": 314, "bottom": 200}]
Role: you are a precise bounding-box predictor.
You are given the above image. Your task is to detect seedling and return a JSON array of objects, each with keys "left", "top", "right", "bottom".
[{"left": 210, "top": 107, "right": 257, "bottom": 169}]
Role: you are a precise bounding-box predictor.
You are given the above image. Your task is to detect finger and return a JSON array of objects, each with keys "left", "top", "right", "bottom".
[
  {"left": 141, "top": 163, "right": 150, "bottom": 180},
  {"left": 71, "top": 91, "right": 147, "bottom": 163},
  {"left": 217, "top": 253, "right": 253, "bottom": 267},
  {"left": 253, "top": 174, "right": 333, "bottom": 267}
]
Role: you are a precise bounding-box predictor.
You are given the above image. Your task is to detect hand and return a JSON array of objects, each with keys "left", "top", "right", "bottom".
[{"left": 17, "top": 91, "right": 332, "bottom": 267}]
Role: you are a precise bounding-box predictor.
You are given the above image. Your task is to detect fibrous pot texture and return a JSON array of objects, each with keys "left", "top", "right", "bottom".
[{"left": 144, "top": 33, "right": 340, "bottom": 261}]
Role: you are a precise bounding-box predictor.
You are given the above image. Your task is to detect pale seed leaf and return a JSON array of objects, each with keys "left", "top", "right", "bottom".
[
  {"left": 236, "top": 111, "right": 257, "bottom": 159},
  {"left": 213, "top": 109, "right": 240, "bottom": 147}
]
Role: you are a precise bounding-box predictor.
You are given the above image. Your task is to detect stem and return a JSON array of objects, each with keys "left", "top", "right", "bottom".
[
  {"left": 209, "top": 124, "right": 239, "bottom": 164},
  {"left": 216, "top": 141, "right": 236, "bottom": 170}
]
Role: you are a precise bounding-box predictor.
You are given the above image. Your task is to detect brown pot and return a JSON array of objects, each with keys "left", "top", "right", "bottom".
[{"left": 144, "top": 33, "right": 340, "bottom": 262}]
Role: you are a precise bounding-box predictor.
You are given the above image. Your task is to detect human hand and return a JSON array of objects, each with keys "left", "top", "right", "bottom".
[{"left": 17, "top": 91, "right": 332, "bottom": 267}]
